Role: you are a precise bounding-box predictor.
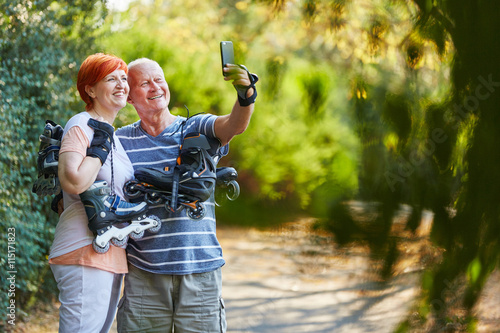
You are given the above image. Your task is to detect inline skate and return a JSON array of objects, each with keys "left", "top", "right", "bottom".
[
  {"left": 32, "top": 120, "right": 64, "bottom": 196},
  {"left": 214, "top": 167, "right": 240, "bottom": 206},
  {"left": 80, "top": 180, "right": 162, "bottom": 253},
  {"left": 124, "top": 132, "right": 218, "bottom": 220}
]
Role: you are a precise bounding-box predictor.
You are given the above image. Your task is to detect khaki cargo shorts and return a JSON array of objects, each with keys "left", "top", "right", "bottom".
[{"left": 117, "top": 264, "right": 226, "bottom": 333}]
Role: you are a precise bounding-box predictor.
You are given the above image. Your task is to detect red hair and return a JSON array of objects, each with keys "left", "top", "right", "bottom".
[{"left": 77, "top": 53, "right": 128, "bottom": 111}]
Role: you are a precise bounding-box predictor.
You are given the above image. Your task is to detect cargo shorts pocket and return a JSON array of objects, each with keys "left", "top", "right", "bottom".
[{"left": 219, "top": 297, "right": 227, "bottom": 333}]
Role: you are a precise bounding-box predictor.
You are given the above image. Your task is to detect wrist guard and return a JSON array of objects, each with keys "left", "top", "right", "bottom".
[
  {"left": 235, "top": 65, "right": 259, "bottom": 107},
  {"left": 87, "top": 118, "right": 114, "bottom": 165}
]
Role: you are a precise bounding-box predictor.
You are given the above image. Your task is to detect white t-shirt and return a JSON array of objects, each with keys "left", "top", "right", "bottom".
[{"left": 49, "top": 112, "right": 134, "bottom": 259}]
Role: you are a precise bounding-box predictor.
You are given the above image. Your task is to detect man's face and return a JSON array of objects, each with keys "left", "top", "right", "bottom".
[{"left": 127, "top": 62, "right": 170, "bottom": 114}]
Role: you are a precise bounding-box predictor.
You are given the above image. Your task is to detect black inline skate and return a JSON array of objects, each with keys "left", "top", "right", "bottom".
[
  {"left": 80, "top": 180, "right": 162, "bottom": 253},
  {"left": 124, "top": 132, "right": 218, "bottom": 220},
  {"left": 32, "top": 120, "right": 64, "bottom": 196},
  {"left": 214, "top": 167, "right": 240, "bottom": 206}
]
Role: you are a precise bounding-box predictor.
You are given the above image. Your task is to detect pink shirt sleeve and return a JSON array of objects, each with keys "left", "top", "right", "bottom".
[{"left": 59, "top": 126, "right": 89, "bottom": 157}]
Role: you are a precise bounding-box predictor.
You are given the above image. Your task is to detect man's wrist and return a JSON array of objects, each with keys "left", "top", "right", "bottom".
[
  {"left": 235, "top": 67, "right": 259, "bottom": 107},
  {"left": 237, "top": 88, "right": 257, "bottom": 107}
]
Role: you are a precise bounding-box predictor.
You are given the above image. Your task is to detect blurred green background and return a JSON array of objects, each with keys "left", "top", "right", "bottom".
[{"left": 1, "top": 0, "right": 499, "bottom": 331}]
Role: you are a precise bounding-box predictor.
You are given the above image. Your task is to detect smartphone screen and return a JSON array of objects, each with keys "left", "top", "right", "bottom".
[{"left": 220, "top": 41, "right": 234, "bottom": 76}]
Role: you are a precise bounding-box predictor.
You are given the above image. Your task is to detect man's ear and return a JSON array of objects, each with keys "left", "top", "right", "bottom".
[{"left": 127, "top": 95, "right": 134, "bottom": 105}]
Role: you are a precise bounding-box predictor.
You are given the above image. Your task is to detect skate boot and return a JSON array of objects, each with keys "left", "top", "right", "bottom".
[
  {"left": 215, "top": 167, "right": 240, "bottom": 206},
  {"left": 80, "top": 180, "right": 162, "bottom": 253},
  {"left": 32, "top": 120, "right": 64, "bottom": 196},
  {"left": 124, "top": 133, "right": 217, "bottom": 220}
]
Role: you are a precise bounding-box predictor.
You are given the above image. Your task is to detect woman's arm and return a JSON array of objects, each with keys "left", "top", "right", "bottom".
[
  {"left": 57, "top": 126, "right": 103, "bottom": 195},
  {"left": 58, "top": 119, "right": 114, "bottom": 195},
  {"left": 58, "top": 151, "right": 101, "bottom": 195}
]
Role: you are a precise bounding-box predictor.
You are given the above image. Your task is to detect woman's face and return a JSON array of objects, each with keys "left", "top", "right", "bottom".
[{"left": 88, "top": 68, "right": 129, "bottom": 112}]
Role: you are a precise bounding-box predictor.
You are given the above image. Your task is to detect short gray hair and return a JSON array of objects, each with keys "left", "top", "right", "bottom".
[{"left": 128, "top": 58, "right": 161, "bottom": 71}]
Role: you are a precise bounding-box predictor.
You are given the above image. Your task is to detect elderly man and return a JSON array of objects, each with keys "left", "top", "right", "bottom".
[{"left": 116, "top": 58, "right": 257, "bottom": 332}]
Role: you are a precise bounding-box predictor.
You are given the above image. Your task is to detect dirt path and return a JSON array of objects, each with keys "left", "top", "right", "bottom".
[
  {"left": 219, "top": 218, "right": 500, "bottom": 333},
  {"left": 219, "top": 219, "right": 421, "bottom": 333},
  {"left": 14, "top": 216, "right": 500, "bottom": 332}
]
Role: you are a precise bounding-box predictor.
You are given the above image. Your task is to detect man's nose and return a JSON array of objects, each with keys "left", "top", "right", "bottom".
[{"left": 150, "top": 81, "right": 160, "bottom": 90}]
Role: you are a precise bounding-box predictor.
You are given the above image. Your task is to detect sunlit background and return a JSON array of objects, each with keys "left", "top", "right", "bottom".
[{"left": 1, "top": 0, "right": 500, "bottom": 332}]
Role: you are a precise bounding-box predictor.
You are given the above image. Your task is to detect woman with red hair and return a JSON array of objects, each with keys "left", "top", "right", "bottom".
[{"left": 48, "top": 53, "right": 136, "bottom": 332}]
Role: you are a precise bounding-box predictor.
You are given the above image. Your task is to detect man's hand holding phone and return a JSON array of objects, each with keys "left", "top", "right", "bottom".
[
  {"left": 220, "top": 41, "right": 234, "bottom": 76},
  {"left": 220, "top": 41, "right": 259, "bottom": 106}
]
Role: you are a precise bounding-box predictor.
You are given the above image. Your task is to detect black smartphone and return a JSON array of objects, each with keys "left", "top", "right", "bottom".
[{"left": 220, "top": 41, "right": 234, "bottom": 76}]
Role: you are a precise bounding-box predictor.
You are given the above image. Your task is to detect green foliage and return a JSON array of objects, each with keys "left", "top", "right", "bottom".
[
  {"left": 256, "top": 0, "right": 500, "bottom": 328},
  {"left": 100, "top": 0, "right": 360, "bottom": 215},
  {"left": 5, "top": 0, "right": 498, "bottom": 326},
  {"left": 466, "top": 258, "right": 481, "bottom": 286},
  {"left": 0, "top": 0, "right": 106, "bottom": 319},
  {"left": 238, "top": 57, "right": 359, "bottom": 206}
]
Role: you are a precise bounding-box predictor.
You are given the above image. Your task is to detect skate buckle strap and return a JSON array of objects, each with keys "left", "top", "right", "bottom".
[
  {"left": 109, "top": 194, "right": 120, "bottom": 211},
  {"left": 39, "top": 135, "right": 62, "bottom": 147},
  {"left": 99, "top": 187, "right": 111, "bottom": 196},
  {"left": 170, "top": 166, "right": 181, "bottom": 212}
]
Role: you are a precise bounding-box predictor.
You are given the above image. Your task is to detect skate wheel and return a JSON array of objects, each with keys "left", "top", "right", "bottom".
[
  {"left": 146, "top": 192, "right": 163, "bottom": 205},
  {"left": 226, "top": 180, "right": 240, "bottom": 201},
  {"left": 92, "top": 239, "right": 110, "bottom": 254},
  {"left": 130, "top": 230, "right": 145, "bottom": 239},
  {"left": 214, "top": 188, "right": 225, "bottom": 207},
  {"left": 124, "top": 181, "right": 143, "bottom": 201},
  {"left": 111, "top": 236, "right": 129, "bottom": 247},
  {"left": 147, "top": 216, "right": 162, "bottom": 233},
  {"left": 165, "top": 201, "right": 184, "bottom": 213},
  {"left": 187, "top": 203, "right": 206, "bottom": 220}
]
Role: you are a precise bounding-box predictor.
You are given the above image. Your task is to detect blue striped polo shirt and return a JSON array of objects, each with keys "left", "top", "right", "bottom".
[{"left": 116, "top": 114, "right": 228, "bottom": 274}]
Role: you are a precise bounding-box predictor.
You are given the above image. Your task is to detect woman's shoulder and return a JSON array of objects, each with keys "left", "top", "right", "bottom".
[
  {"left": 64, "top": 112, "right": 91, "bottom": 129},
  {"left": 62, "top": 112, "right": 92, "bottom": 137}
]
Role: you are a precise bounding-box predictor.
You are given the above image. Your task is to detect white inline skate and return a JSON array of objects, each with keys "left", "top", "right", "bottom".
[{"left": 80, "top": 181, "right": 162, "bottom": 253}]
